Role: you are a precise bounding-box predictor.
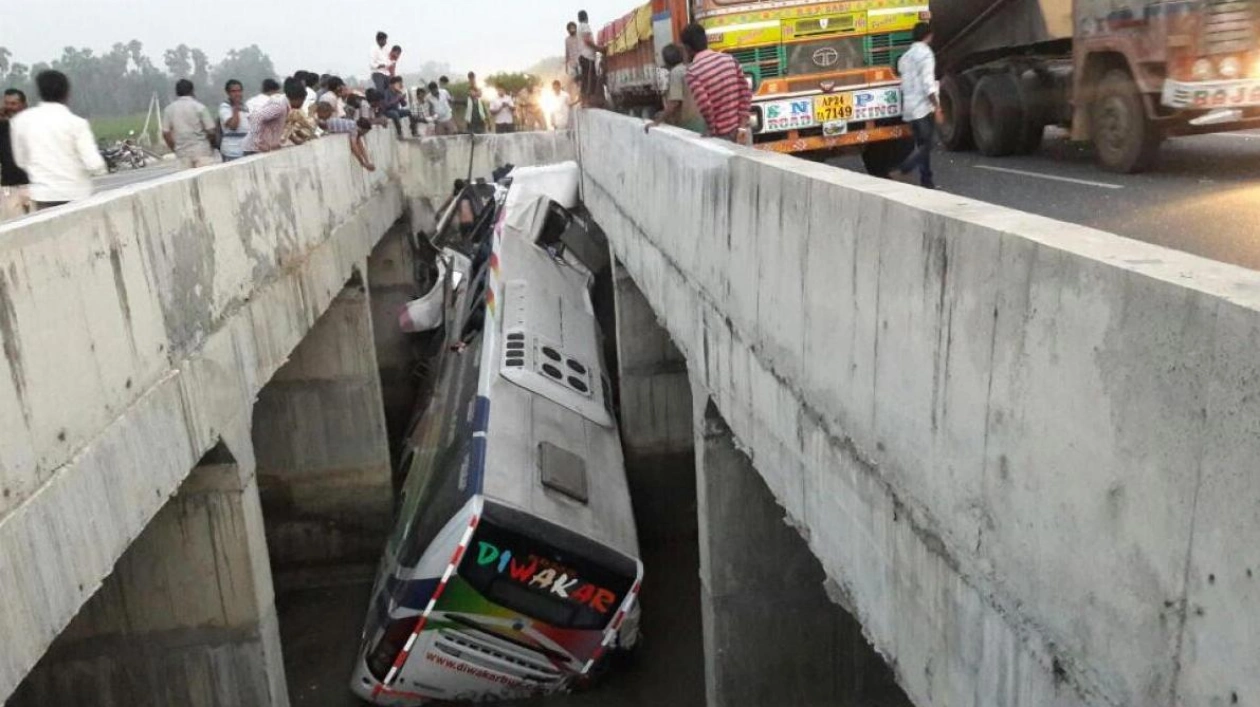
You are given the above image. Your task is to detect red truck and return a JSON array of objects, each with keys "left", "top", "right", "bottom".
[{"left": 933, "top": 0, "right": 1260, "bottom": 172}]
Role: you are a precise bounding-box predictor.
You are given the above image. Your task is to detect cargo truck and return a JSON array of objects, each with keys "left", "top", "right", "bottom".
[
  {"left": 600, "top": 0, "right": 932, "bottom": 174},
  {"left": 933, "top": 0, "right": 1260, "bottom": 172}
]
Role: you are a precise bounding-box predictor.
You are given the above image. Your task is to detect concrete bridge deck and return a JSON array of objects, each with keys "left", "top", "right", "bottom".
[{"left": 2, "top": 111, "right": 1259, "bottom": 707}]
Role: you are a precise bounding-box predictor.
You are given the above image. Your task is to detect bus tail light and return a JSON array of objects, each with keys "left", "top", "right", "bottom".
[{"left": 368, "top": 617, "right": 423, "bottom": 681}]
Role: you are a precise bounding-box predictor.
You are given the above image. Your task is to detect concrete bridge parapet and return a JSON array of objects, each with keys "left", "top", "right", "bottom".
[
  {"left": 0, "top": 129, "right": 573, "bottom": 703},
  {"left": 578, "top": 109, "right": 1260, "bottom": 707}
]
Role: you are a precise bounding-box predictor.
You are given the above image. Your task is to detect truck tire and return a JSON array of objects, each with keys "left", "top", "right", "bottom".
[
  {"left": 1013, "top": 70, "right": 1047, "bottom": 155},
  {"left": 939, "top": 74, "right": 975, "bottom": 151},
  {"left": 861, "top": 138, "right": 913, "bottom": 178},
  {"left": 971, "top": 73, "right": 1021, "bottom": 156},
  {"left": 1091, "top": 69, "right": 1160, "bottom": 173}
]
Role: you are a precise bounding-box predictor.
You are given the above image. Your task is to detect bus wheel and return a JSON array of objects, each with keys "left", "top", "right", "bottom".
[
  {"left": 861, "top": 138, "right": 913, "bottom": 178},
  {"left": 971, "top": 73, "right": 1021, "bottom": 156},
  {"left": 938, "top": 74, "right": 975, "bottom": 151},
  {"left": 1091, "top": 69, "right": 1161, "bottom": 173}
]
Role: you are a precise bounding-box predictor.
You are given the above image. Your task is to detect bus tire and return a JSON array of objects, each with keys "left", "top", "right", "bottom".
[
  {"left": 971, "top": 73, "right": 1021, "bottom": 157},
  {"left": 938, "top": 73, "right": 975, "bottom": 151},
  {"left": 1091, "top": 69, "right": 1161, "bottom": 173},
  {"left": 861, "top": 138, "right": 913, "bottom": 178}
]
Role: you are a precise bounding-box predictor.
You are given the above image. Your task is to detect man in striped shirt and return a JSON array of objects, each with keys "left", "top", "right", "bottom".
[
  {"left": 681, "top": 23, "right": 752, "bottom": 142},
  {"left": 241, "top": 78, "right": 306, "bottom": 155},
  {"left": 315, "top": 103, "right": 376, "bottom": 172}
]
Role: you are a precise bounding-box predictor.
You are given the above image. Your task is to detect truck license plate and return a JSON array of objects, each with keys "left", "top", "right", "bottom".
[
  {"left": 815, "top": 88, "right": 903, "bottom": 124},
  {"left": 814, "top": 94, "right": 854, "bottom": 123}
]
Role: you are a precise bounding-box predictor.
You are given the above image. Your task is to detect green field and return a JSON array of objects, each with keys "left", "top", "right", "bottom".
[{"left": 89, "top": 113, "right": 164, "bottom": 148}]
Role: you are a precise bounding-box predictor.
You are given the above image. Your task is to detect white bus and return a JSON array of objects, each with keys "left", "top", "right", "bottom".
[{"left": 351, "top": 165, "right": 643, "bottom": 705}]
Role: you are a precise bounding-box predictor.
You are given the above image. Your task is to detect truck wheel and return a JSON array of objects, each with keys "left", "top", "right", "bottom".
[
  {"left": 939, "top": 74, "right": 975, "bottom": 151},
  {"left": 1013, "top": 71, "right": 1047, "bottom": 155},
  {"left": 971, "top": 73, "right": 1021, "bottom": 156},
  {"left": 1091, "top": 69, "right": 1160, "bottom": 173},
  {"left": 861, "top": 138, "right": 913, "bottom": 178}
]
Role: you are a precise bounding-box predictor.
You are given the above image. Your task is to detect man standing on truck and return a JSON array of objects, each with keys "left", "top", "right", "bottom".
[
  {"left": 892, "top": 22, "right": 940, "bottom": 189},
  {"left": 680, "top": 23, "right": 751, "bottom": 144},
  {"left": 576, "top": 11, "right": 602, "bottom": 105}
]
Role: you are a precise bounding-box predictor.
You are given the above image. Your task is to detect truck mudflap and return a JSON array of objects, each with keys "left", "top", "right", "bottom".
[
  {"left": 1162, "top": 78, "right": 1260, "bottom": 110},
  {"left": 757, "top": 123, "right": 911, "bottom": 154}
]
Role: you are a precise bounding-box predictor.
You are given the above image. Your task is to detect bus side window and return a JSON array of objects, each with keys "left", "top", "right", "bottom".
[
  {"left": 397, "top": 442, "right": 470, "bottom": 567},
  {"left": 395, "top": 334, "right": 485, "bottom": 568}
]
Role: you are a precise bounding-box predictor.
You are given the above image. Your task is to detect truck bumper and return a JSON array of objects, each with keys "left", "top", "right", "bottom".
[
  {"left": 1161, "top": 78, "right": 1260, "bottom": 109},
  {"left": 756, "top": 124, "right": 911, "bottom": 155}
]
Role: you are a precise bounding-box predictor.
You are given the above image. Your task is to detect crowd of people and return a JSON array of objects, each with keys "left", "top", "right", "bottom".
[
  {"left": 0, "top": 27, "right": 584, "bottom": 222},
  {"left": 0, "top": 15, "right": 942, "bottom": 222}
]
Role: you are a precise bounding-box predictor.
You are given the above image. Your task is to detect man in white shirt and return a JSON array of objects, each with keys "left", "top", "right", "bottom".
[
  {"left": 548, "top": 80, "right": 572, "bottom": 130},
  {"left": 10, "top": 70, "right": 107, "bottom": 210},
  {"left": 218, "top": 79, "right": 250, "bottom": 161},
  {"left": 318, "top": 77, "right": 349, "bottom": 120},
  {"left": 246, "top": 78, "right": 281, "bottom": 114},
  {"left": 297, "top": 71, "right": 318, "bottom": 114},
  {"left": 576, "top": 10, "right": 602, "bottom": 105},
  {"left": 370, "top": 31, "right": 393, "bottom": 94},
  {"left": 893, "top": 22, "right": 940, "bottom": 189},
  {"left": 489, "top": 90, "right": 516, "bottom": 134},
  {"left": 424, "top": 81, "right": 455, "bottom": 135}
]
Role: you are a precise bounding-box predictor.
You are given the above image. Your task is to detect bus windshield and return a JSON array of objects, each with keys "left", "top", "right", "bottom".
[{"left": 458, "top": 504, "right": 637, "bottom": 632}]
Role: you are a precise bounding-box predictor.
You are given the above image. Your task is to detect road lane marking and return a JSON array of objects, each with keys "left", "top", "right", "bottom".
[
  {"left": 1205, "top": 132, "right": 1260, "bottom": 140},
  {"left": 974, "top": 165, "right": 1124, "bottom": 189}
]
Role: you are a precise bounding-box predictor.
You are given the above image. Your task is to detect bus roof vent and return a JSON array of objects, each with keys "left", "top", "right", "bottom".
[{"left": 539, "top": 442, "right": 589, "bottom": 504}]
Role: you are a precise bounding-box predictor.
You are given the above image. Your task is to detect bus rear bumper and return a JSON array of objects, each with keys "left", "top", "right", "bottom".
[{"left": 755, "top": 124, "right": 911, "bottom": 155}]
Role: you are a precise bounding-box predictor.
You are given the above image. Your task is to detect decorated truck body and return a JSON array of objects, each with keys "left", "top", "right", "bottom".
[
  {"left": 601, "top": 0, "right": 931, "bottom": 172},
  {"left": 933, "top": 0, "right": 1260, "bottom": 172}
]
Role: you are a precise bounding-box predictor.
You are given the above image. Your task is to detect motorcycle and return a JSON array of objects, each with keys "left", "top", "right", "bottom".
[
  {"left": 99, "top": 131, "right": 150, "bottom": 172},
  {"left": 120, "top": 132, "right": 148, "bottom": 169},
  {"left": 99, "top": 141, "right": 124, "bottom": 173}
]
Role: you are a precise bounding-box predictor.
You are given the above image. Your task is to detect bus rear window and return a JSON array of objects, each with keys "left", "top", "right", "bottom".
[{"left": 458, "top": 510, "right": 636, "bottom": 631}]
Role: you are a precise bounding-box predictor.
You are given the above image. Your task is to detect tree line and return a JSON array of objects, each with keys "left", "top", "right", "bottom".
[{"left": 0, "top": 42, "right": 278, "bottom": 118}]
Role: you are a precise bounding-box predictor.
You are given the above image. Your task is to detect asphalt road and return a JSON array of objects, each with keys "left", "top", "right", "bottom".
[
  {"left": 832, "top": 128, "right": 1260, "bottom": 271},
  {"left": 93, "top": 162, "right": 181, "bottom": 192}
]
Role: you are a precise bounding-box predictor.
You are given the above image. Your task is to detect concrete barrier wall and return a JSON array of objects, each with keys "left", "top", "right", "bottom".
[
  {"left": 0, "top": 128, "right": 572, "bottom": 700},
  {"left": 0, "top": 131, "right": 403, "bottom": 698},
  {"left": 578, "top": 109, "right": 1260, "bottom": 707}
]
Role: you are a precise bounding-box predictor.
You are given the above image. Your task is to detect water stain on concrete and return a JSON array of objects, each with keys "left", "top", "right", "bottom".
[{"left": 0, "top": 269, "right": 30, "bottom": 424}]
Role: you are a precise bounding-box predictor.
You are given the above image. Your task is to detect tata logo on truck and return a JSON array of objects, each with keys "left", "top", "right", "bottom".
[{"left": 812, "top": 47, "right": 840, "bottom": 68}]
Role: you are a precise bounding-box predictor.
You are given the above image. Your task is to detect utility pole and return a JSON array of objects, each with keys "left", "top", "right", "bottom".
[{"left": 137, "top": 93, "right": 161, "bottom": 147}]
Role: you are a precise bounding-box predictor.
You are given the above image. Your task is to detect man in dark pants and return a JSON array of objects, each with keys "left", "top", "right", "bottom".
[
  {"left": 1, "top": 88, "right": 31, "bottom": 220},
  {"left": 892, "top": 22, "right": 940, "bottom": 189},
  {"left": 370, "top": 31, "right": 392, "bottom": 95},
  {"left": 576, "top": 10, "right": 602, "bottom": 106}
]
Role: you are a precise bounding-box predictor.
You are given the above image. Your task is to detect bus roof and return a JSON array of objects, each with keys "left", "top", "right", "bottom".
[{"left": 477, "top": 189, "right": 640, "bottom": 561}]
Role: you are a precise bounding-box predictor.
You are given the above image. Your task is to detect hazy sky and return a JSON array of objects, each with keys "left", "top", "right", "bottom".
[{"left": 1, "top": 0, "right": 637, "bottom": 79}]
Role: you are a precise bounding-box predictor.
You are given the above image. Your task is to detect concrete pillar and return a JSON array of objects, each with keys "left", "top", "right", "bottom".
[
  {"left": 611, "top": 256, "right": 695, "bottom": 544},
  {"left": 695, "top": 399, "right": 910, "bottom": 707},
  {"left": 10, "top": 438, "right": 290, "bottom": 707},
  {"left": 253, "top": 270, "right": 393, "bottom": 573},
  {"left": 612, "top": 257, "right": 692, "bottom": 461},
  {"left": 366, "top": 222, "right": 424, "bottom": 477}
]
